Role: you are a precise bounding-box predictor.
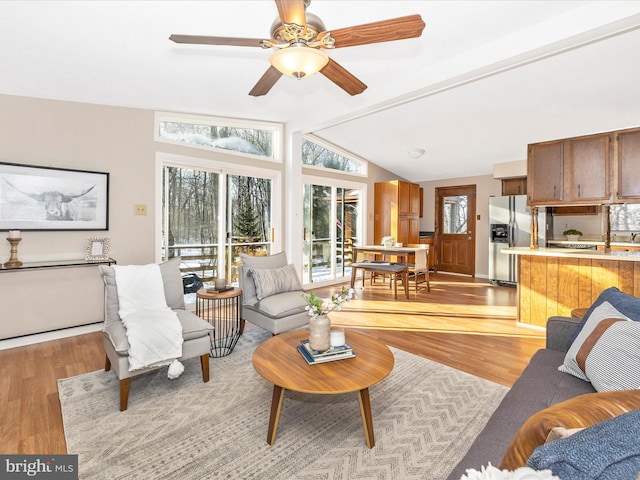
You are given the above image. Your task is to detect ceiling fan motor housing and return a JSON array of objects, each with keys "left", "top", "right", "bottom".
[{"left": 269, "top": 11, "right": 326, "bottom": 44}]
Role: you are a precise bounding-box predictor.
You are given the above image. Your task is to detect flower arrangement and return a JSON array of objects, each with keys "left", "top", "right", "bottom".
[
  {"left": 562, "top": 228, "right": 583, "bottom": 236},
  {"left": 301, "top": 286, "right": 356, "bottom": 318},
  {"left": 460, "top": 464, "right": 559, "bottom": 480}
]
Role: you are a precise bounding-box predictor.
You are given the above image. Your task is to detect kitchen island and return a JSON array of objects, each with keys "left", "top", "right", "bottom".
[{"left": 503, "top": 247, "right": 640, "bottom": 328}]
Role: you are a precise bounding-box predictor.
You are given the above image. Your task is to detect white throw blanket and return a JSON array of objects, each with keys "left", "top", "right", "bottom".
[{"left": 113, "top": 264, "right": 184, "bottom": 378}]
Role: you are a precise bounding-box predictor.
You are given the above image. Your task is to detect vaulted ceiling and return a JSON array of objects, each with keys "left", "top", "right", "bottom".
[{"left": 1, "top": 1, "right": 639, "bottom": 181}]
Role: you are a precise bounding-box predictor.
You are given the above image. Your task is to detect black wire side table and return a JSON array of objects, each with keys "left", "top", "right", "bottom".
[{"left": 195, "top": 287, "right": 243, "bottom": 357}]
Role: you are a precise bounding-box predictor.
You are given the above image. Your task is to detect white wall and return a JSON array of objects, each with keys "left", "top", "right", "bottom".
[
  {"left": 419, "top": 174, "right": 502, "bottom": 278},
  {"left": 0, "top": 95, "right": 287, "bottom": 338},
  {"left": 0, "top": 94, "right": 398, "bottom": 340}
]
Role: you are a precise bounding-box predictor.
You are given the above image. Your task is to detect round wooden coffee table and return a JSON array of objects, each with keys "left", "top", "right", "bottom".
[{"left": 252, "top": 329, "right": 394, "bottom": 448}]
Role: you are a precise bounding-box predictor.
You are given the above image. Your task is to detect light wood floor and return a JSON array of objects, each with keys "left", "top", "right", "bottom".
[{"left": 0, "top": 273, "right": 546, "bottom": 455}]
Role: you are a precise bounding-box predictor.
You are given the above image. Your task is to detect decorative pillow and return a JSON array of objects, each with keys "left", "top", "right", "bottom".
[
  {"left": 501, "top": 390, "right": 640, "bottom": 470},
  {"left": 239, "top": 251, "right": 288, "bottom": 304},
  {"left": 526, "top": 408, "right": 640, "bottom": 479},
  {"left": 567, "top": 286, "right": 640, "bottom": 348},
  {"left": 582, "top": 320, "right": 640, "bottom": 392},
  {"left": 558, "top": 301, "right": 630, "bottom": 382},
  {"left": 250, "top": 264, "right": 303, "bottom": 300}
]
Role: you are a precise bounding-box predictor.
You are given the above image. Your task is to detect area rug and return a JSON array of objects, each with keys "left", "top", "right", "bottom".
[{"left": 59, "top": 329, "right": 508, "bottom": 480}]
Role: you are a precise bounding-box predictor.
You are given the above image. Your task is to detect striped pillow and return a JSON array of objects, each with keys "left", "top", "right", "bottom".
[
  {"left": 584, "top": 321, "right": 640, "bottom": 392},
  {"left": 559, "top": 301, "right": 640, "bottom": 391},
  {"left": 250, "top": 264, "right": 303, "bottom": 301}
]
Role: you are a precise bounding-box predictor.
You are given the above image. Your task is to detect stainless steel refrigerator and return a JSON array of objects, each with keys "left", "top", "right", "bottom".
[{"left": 488, "top": 195, "right": 547, "bottom": 286}]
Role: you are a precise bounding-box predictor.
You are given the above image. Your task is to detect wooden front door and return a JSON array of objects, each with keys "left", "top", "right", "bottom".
[{"left": 435, "top": 185, "right": 476, "bottom": 276}]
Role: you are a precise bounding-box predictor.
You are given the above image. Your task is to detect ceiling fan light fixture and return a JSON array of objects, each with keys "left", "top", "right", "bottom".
[{"left": 269, "top": 45, "right": 329, "bottom": 79}]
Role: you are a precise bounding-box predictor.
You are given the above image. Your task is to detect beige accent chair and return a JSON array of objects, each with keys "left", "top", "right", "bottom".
[
  {"left": 238, "top": 251, "right": 310, "bottom": 334},
  {"left": 406, "top": 243, "right": 430, "bottom": 293},
  {"left": 99, "top": 257, "right": 213, "bottom": 411}
]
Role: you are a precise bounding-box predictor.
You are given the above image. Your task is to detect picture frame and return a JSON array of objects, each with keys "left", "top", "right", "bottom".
[
  {"left": 0, "top": 161, "right": 109, "bottom": 231},
  {"left": 85, "top": 237, "right": 111, "bottom": 261}
]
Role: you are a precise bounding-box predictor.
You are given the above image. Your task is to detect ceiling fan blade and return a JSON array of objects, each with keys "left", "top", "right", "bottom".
[
  {"left": 274, "top": 0, "right": 307, "bottom": 27},
  {"left": 249, "top": 66, "right": 284, "bottom": 96},
  {"left": 327, "top": 14, "right": 426, "bottom": 48},
  {"left": 169, "top": 34, "right": 264, "bottom": 47},
  {"left": 320, "top": 58, "right": 367, "bottom": 96}
]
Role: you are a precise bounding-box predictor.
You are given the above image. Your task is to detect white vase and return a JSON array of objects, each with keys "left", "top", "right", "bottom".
[{"left": 308, "top": 315, "right": 331, "bottom": 352}]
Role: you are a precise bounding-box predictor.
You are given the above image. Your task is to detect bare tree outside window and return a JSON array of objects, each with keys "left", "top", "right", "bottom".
[
  {"left": 302, "top": 139, "right": 365, "bottom": 174},
  {"left": 444, "top": 196, "right": 468, "bottom": 234}
]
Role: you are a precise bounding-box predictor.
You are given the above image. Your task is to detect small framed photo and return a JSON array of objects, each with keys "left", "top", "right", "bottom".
[{"left": 85, "top": 237, "right": 110, "bottom": 261}]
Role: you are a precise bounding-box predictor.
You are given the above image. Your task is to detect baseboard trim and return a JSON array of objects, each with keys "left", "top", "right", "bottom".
[{"left": 0, "top": 323, "right": 102, "bottom": 350}]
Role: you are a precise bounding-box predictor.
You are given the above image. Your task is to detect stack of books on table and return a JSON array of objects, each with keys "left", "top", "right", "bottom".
[{"left": 297, "top": 339, "right": 356, "bottom": 365}]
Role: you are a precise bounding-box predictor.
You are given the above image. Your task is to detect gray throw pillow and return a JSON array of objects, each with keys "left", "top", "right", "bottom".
[
  {"left": 239, "top": 251, "right": 288, "bottom": 304},
  {"left": 250, "top": 264, "right": 303, "bottom": 300}
]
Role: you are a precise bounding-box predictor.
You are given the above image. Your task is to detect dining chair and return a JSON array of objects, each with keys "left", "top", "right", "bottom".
[{"left": 405, "top": 243, "right": 430, "bottom": 293}]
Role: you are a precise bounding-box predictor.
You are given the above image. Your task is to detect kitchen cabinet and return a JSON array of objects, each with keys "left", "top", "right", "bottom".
[
  {"left": 374, "top": 180, "right": 421, "bottom": 246},
  {"left": 502, "top": 177, "right": 527, "bottom": 196},
  {"left": 616, "top": 128, "right": 640, "bottom": 201},
  {"left": 419, "top": 236, "right": 436, "bottom": 270},
  {"left": 567, "top": 133, "right": 611, "bottom": 202},
  {"left": 527, "top": 141, "right": 563, "bottom": 204},
  {"left": 551, "top": 205, "right": 599, "bottom": 215},
  {"left": 528, "top": 132, "right": 613, "bottom": 206}
]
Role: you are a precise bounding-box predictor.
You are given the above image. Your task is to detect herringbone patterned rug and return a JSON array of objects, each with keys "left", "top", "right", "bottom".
[{"left": 59, "top": 329, "right": 507, "bottom": 479}]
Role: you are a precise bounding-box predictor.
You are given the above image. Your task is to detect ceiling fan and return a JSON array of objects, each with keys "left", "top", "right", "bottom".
[{"left": 169, "top": 0, "right": 425, "bottom": 97}]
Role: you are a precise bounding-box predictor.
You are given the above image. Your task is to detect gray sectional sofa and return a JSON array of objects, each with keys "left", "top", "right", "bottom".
[
  {"left": 446, "top": 315, "right": 594, "bottom": 479},
  {"left": 447, "top": 284, "right": 640, "bottom": 480}
]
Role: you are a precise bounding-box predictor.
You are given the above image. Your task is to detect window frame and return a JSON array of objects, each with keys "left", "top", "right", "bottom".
[
  {"left": 154, "top": 152, "right": 283, "bottom": 267},
  {"left": 154, "top": 111, "right": 283, "bottom": 163},
  {"left": 302, "top": 134, "right": 368, "bottom": 177}
]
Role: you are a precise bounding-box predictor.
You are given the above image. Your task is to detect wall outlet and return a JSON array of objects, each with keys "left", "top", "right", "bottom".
[{"left": 134, "top": 204, "right": 147, "bottom": 216}]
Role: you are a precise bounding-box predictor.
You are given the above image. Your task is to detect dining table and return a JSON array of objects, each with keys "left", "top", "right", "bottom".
[{"left": 350, "top": 245, "right": 424, "bottom": 299}]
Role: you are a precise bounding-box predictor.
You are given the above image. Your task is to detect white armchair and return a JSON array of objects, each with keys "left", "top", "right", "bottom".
[{"left": 99, "top": 257, "right": 213, "bottom": 411}]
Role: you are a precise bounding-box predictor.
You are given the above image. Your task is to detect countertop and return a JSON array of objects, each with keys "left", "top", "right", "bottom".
[
  {"left": 547, "top": 239, "right": 640, "bottom": 247},
  {"left": 503, "top": 247, "right": 640, "bottom": 261}
]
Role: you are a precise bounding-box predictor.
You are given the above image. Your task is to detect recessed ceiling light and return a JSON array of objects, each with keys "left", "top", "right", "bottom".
[{"left": 408, "top": 148, "right": 426, "bottom": 159}]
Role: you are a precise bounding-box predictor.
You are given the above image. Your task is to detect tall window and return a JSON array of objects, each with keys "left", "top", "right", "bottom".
[
  {"left": 302, "top": 178, "right": 363, "bottom": 286},
  {"left": 160, "top": 157, "right": 279, "bottom": 303}
]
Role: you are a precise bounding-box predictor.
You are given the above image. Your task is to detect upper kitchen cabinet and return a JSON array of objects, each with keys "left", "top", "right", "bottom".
[
  {"left": 616, "top": 128, "right": 640, "bottom": 201},
  {"left": 527, "top": 130, "right": 619, "bottom": 206},
  {"left": 567, "top": 133, "right": 611, "bottom": 203},
  {"left": 527, "top": 141, "right": 563, "bottom": 204}
]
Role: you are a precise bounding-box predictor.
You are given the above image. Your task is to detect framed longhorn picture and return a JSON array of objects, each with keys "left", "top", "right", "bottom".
[{"left": 0, "top": 162, "right": 109, "bottom": 231}]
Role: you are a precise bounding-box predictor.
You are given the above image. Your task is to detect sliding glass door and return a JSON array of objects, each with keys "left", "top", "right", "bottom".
[
  {"left": 162, "top": 164, "right": 274, "bottom": 300},
  {"left": 302, "top": 179, "right": 363, "bottom": 286}
]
